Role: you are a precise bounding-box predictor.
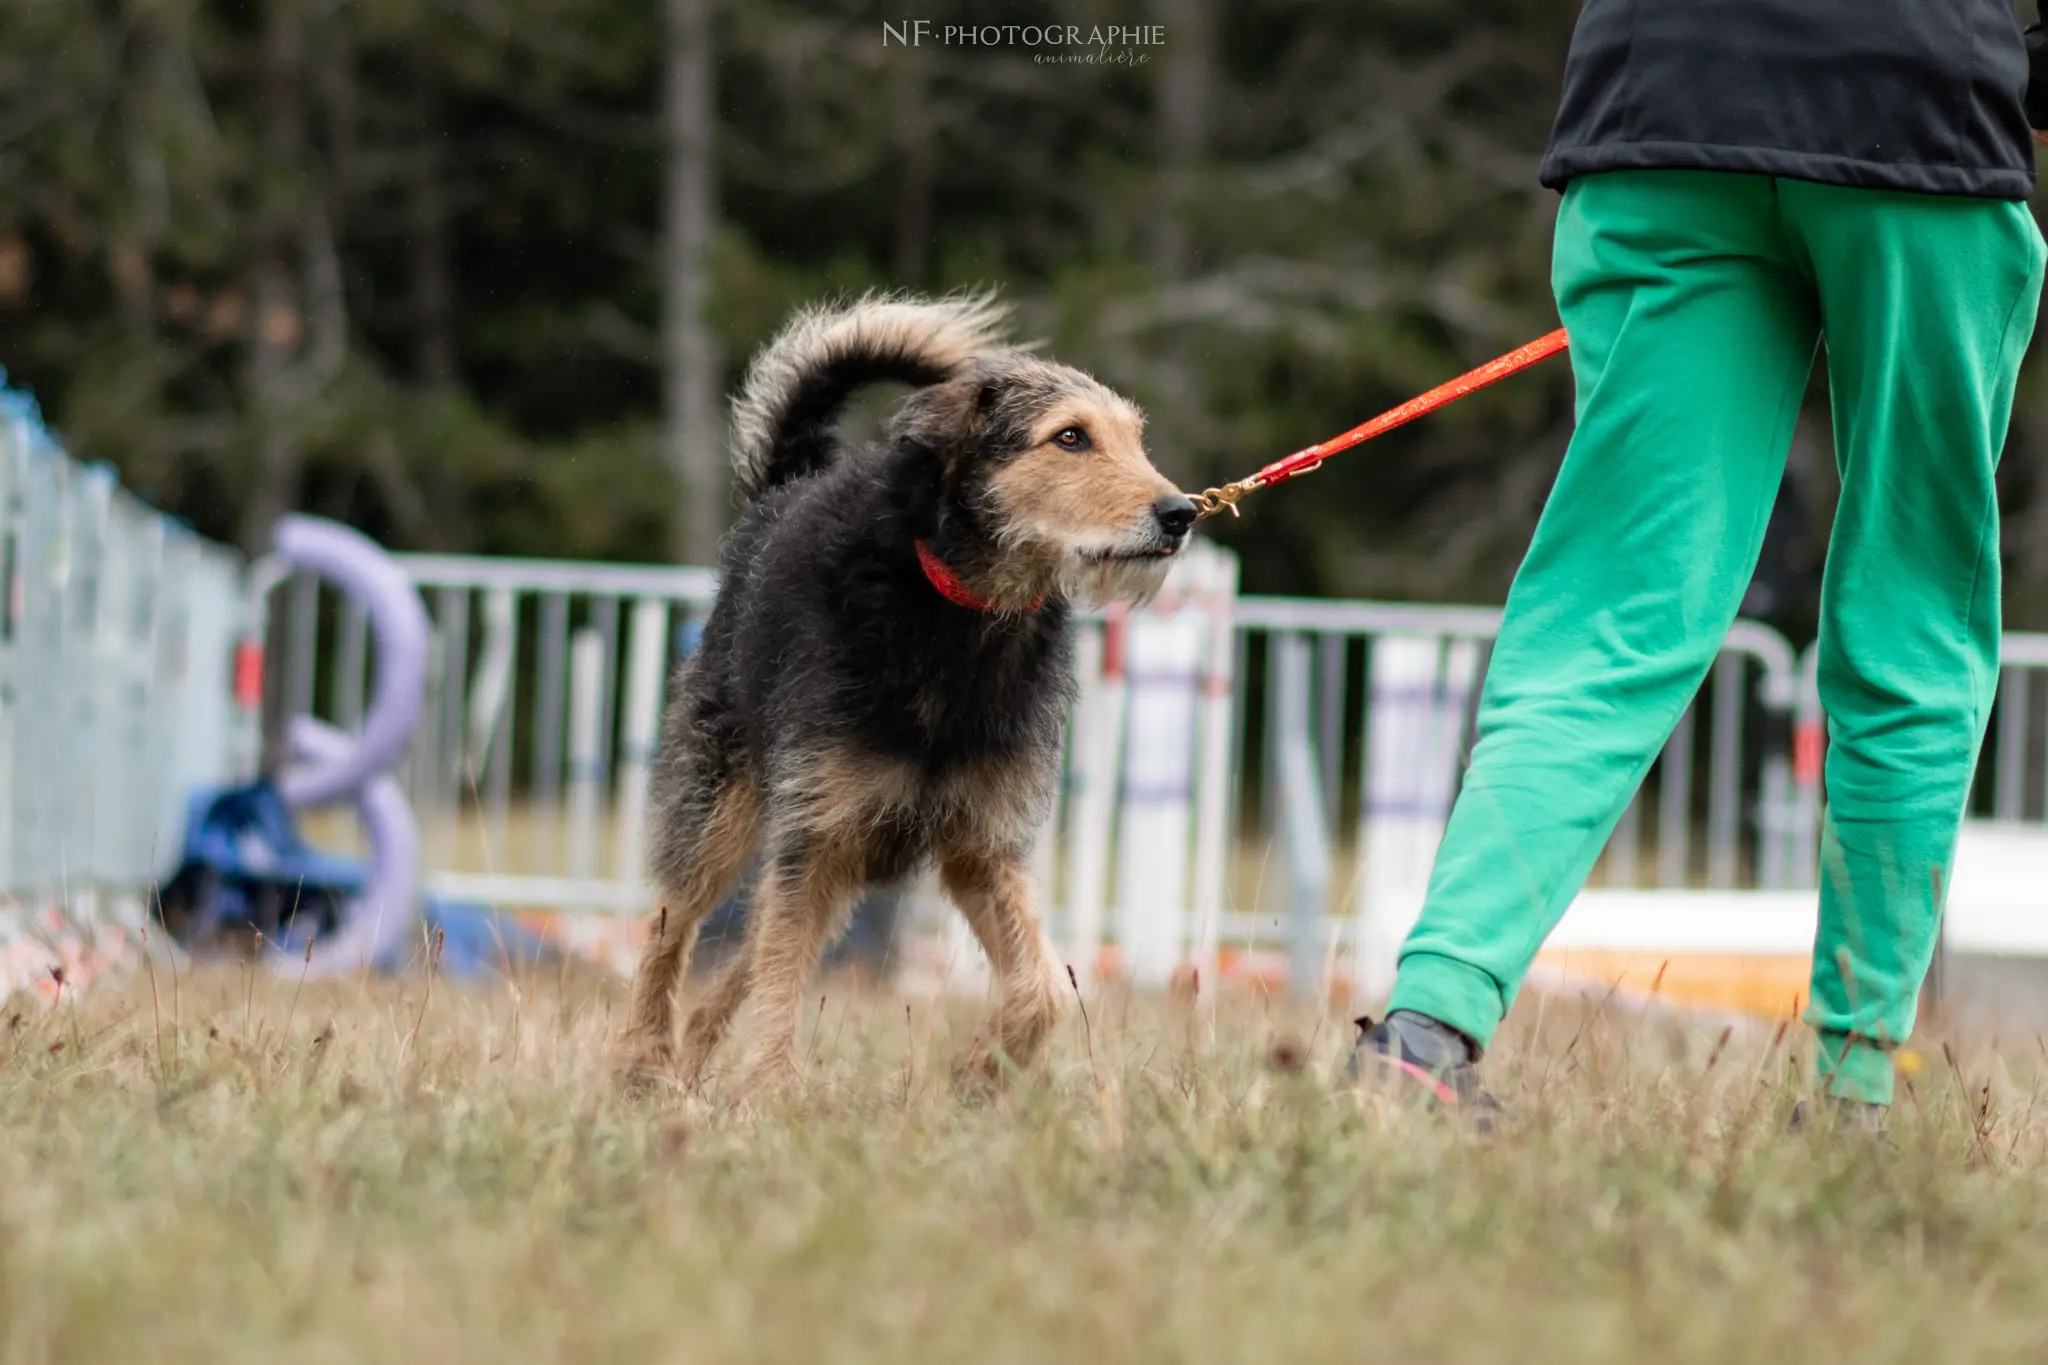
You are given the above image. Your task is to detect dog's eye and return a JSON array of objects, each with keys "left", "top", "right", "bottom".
[{"left": 1052, "top": 427, "right": 1089, "bottom": 451}]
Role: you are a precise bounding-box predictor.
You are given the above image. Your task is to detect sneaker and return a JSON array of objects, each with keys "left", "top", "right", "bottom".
[
  {"left": 1787, "top": 1095, "right": 1888, "bottom": 1137},
  {"left": 1345, "top": 1010, "right": 1502, "bottom": 1131}
]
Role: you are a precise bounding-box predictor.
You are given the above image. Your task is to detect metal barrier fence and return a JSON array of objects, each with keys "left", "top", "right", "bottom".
[
  {"left": 276, "top": 548, "right": 1842, "bottom": 995},
  {"left": 0, "top": 378, "right": 252, "bottom": 1004},
  {"left": 0, "top": 475, "right": 2034, "bottom": 1005},
  {"left": 277, "top": 554, "right": 720, "bottom": 912},
  {"left": 1241, "top": 599, "right": 1805, "bottom": 998}
]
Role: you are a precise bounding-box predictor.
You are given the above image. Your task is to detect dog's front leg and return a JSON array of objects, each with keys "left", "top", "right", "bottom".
[
  {"left": 675, "top": 940, "right": 754, "bottom": 1088},
  {"left": 618, "top": 904, "right": 701, "bottom": 1093},
  {"left": 940, "top": 850, "right": 1068, "bottom": 1091}
]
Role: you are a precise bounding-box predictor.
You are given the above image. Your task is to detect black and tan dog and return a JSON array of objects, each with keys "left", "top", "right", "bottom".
[{"left": 617, "top": 293, "right": 1198, "bottom": 1098}]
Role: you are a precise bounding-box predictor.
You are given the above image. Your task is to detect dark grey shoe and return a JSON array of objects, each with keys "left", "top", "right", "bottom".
[
  {"left": 1787, "top": 1095, "right": 1889, "bottom": 1137},
  {"left": 1345, "top": 1010, "right": 1502, "bottom": 1131}
]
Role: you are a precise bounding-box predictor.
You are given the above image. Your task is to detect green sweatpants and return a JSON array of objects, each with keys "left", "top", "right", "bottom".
[{"left": 1388, "top": 170, "right": 2045, "bottom": 1105}]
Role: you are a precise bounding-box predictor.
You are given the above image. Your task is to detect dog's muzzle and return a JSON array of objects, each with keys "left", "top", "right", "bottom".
[{"left": 1082, "top": 494, "right": 1199, "bottom": 565}]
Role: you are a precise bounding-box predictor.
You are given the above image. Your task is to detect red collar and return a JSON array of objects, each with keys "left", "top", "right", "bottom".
[{"left": 915, "top": 540, "right": 1044, "bottom": 613}]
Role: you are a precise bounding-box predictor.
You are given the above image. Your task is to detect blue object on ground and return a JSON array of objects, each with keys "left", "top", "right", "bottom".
[
  {"left": 158, "top": 780, "right": 557, "bottom": 980},
  {"left": 158, "top": 781, "right": 364, "bottom": 953}
]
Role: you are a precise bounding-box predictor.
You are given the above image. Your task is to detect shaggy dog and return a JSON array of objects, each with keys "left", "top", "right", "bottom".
[{"left": 616, "top": 293, "right": 1198, "bottom": 1098}]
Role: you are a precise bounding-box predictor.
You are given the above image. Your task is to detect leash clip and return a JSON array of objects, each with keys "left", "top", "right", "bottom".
[{"left": 1191, "top": 479, "right": 1255, "bottom": 521}]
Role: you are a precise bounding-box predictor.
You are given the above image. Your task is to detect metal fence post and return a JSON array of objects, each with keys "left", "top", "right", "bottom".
[
  {"left": 1270, "top": 631, "right": 1329, "bottom": 999},
  {"left": 566, "top": 627, "right": 605, "bottom": 885},
  {"left": 613, "top": 598, "right": 670, "bottom": 883}
]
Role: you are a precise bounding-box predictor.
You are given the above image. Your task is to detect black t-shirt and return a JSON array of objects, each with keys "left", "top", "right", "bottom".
[{"left": 1540, "top": 0, "right": 2040, "bottom": 200}]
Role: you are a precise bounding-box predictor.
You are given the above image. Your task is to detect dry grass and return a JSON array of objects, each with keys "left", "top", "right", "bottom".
[{"left": 4, "top": 959, "right": 2048, "bottom": 1363}]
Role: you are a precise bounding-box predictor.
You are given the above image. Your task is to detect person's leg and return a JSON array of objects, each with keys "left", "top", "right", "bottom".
[
  {"left": 1384, "top": 171, "right": 1821, "bottom": 1051},
  {"left": 1780, "top": 181, "right": 2045, "bottom": 1105}
]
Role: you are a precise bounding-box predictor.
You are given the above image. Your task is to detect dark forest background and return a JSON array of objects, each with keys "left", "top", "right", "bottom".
[{"left": 5, "top": 0, "right": 2048, "bottom": 639}]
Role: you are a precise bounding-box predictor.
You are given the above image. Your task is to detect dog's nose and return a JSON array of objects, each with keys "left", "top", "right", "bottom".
[{"left": 1152, "top": 494, "right": 1198, "bottom": 538}]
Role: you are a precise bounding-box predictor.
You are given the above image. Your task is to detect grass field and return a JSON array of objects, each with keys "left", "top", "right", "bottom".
[{"left": 5, "top": 961, "right": 2048, "bottom": 1363}]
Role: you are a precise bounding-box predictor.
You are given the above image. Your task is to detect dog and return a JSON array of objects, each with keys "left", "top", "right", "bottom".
[{"left": 616, "top": 292, "right": 1199, "bottom": 1098}]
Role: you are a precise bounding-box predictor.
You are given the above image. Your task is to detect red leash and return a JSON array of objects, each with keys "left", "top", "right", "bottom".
[{"left": 1191, "top": 328, "right": 1571, "bottom": 519}]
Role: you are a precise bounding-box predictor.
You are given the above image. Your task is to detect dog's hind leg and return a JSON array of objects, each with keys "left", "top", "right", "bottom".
[
  {"left": 617, "top": 770, "right": 761, "bottom": 1090},
  {"left": 940, "top": 849, "right": 1067, "bottom": 1091},
  {"left": 730, "top": 839, "right": 863, "bottom": 1100}
]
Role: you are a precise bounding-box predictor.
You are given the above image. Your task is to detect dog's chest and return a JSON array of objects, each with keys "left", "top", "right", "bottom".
[
  {"left": 812, "top": 592, "right": 1071, "bottom": 774},
  {"left": 901, "top": 627, "right": 1065, "bottom": 756}
]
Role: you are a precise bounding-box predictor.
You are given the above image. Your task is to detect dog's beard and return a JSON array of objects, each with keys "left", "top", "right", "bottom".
[
  {"left": 989, "top": 514, "right": 1184, "bottom": 608},
  {"left": 1058, "top": 551, "right": 1175, "bottom": 608}
]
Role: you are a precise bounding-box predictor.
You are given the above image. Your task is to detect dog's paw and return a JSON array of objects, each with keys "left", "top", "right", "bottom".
[
  {"left": 613, "top": 1048, "right": 678, "bottom": 1102},
  {"left": 733, "top": 1051, "right": 804, "bottom": 1107},
  {"left": 616, "top": 1072, "right": 668, "bottom": 1103},
  {"left": 949, "top": 1040, "right": 1013, "bottom": 1103}
]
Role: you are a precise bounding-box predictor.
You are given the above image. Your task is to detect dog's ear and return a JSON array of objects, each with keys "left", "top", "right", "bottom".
[{"left": 892, "top": 374, "right": 983, "bottom": 461}]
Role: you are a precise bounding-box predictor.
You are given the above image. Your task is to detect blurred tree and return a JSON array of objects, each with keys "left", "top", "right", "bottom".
[{"left": 665, "top": 0, "right": 723, "bottom": 563}]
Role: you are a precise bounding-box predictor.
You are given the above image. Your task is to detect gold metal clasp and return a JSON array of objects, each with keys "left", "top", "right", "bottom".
[{"left": 1190, "top": 481, "right": 1253, "bottom": 520}]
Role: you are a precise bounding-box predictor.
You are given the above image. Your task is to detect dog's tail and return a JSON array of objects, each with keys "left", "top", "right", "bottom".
[{"left": 730, "top": 290, "right": 1010, "bottom": 499}]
